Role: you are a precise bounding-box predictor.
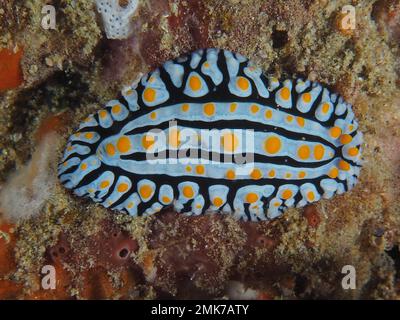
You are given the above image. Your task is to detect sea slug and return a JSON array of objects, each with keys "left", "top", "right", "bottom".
[{"left": 58, "top": 49, "right": 362, "bottom": 221}]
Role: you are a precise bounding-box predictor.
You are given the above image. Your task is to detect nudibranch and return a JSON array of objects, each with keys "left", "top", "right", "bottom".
[{"left": 58, "top": 49, "right": 362, "bottom": 221}]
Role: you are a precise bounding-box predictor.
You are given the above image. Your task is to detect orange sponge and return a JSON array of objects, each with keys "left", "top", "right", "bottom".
[{"left": 0, "top": 46, "right": 23, "bottom": 91}]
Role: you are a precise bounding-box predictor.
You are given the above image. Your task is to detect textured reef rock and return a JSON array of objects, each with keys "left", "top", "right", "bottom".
[
  {"left": 95, "top": 0, "right": 139, "bottom": 39},
  {"left": 0, "top": 0, "right": 399, "bottom": 299}
]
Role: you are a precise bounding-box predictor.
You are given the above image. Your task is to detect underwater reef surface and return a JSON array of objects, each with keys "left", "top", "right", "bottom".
[{"left": 0, "top": 0, "right": 399, "bottom": 299}]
